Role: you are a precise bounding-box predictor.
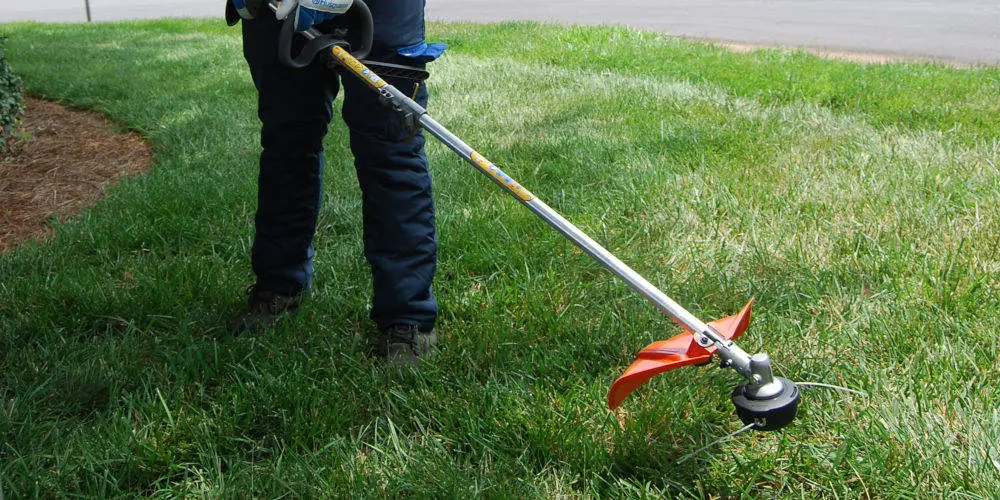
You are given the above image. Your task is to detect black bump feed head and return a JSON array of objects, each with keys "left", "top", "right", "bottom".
[{"left": 731, "top": 377, "right": 800, "bottom": 431}]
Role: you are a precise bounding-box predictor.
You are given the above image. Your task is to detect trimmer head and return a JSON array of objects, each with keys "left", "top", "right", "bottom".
[
  {"left": 732, "top": 377, "right": 800, "bottom": 431},
  {"left": 609, "top": 299, "right": 800, "bottom": 432}
]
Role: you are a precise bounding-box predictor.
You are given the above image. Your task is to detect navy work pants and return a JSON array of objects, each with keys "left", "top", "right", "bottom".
[{"left": 241, "top": 0, "right": 437, "bottom": 332}]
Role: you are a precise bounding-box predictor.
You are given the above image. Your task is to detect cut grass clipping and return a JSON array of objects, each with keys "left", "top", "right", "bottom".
[{"left": 2, "top": 19, "right": 999, "bottom": 497}]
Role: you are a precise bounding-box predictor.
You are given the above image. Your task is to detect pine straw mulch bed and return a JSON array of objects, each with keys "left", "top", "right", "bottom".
[{"left": 0, "top": 97, "right": 151, "bottom": 252}]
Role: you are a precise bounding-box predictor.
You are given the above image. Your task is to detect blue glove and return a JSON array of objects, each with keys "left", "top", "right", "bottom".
[
  {"left": 397, "top": 41, "right": 448, "bottom": 63},
  {"left": 276, "top": 0, "right": 353, "bottom": 32}
]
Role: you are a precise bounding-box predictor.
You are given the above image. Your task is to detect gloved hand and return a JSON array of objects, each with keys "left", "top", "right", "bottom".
[{"left": 275, "top": 0, "right": 353, "bottom": 32}]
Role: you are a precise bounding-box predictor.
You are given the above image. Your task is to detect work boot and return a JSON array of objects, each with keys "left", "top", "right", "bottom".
[
  {"left": 376, "top": 324, "right": 437, "bottom": 368},
  {"left": 228, "top": 285, "right": 302, "bottom": 336}
]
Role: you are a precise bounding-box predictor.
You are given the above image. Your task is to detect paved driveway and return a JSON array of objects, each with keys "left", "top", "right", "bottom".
[
  {"left": 2, "top": 0, "right": 998, "bottom": 64},
  {"left": 426, "top": 0, "right": 999, "bottom": 64}
]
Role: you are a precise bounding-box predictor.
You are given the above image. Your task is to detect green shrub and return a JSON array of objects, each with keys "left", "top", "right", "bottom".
[{"left": 0, "top": 35, "right": 24, "bottom": 153}]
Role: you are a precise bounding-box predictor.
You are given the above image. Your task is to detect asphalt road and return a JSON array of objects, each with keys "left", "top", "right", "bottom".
[{"left": 2, "top": 0, "right": 998, "bottom": 64}]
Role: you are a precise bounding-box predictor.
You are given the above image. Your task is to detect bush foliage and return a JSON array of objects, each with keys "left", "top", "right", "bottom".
[{"left": 1, "top": 35, "right": 24, "bottom": 153}]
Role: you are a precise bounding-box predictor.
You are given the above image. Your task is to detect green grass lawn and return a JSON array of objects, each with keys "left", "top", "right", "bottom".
[{"left": 2, "top": 18, "right": 999, "bottom": 497}]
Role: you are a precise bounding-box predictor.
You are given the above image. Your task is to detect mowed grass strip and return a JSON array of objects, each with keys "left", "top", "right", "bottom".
[{"left": 1, "top": 19, "right": 998, "bottom": 497}]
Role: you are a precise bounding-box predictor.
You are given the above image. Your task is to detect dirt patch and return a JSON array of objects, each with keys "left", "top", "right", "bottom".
[
  {"left": 0, "top": 97, "right": 150, "bottom": 251},
  {"left": 713, "top": 40, "right": 970, "bottom": 66}
]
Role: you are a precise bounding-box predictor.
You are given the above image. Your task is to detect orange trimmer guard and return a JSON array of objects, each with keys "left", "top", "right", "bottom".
[{"left": 608, "top": 300, "right": 754, "bottom": 409}]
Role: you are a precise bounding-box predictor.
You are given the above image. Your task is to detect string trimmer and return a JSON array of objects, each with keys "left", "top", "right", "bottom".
[{"left": 241, "top": 0, "right": 803, "bottom": 433}]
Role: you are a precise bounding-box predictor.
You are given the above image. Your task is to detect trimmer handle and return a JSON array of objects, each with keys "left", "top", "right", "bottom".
[
  {"left": 275, "top": 0, "right": 374, "bottom": 68},
  {"left": 341, "top": 0, "right": 373, "bottom": 60}
]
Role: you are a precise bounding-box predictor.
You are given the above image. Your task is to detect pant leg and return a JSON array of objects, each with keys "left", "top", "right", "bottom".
[
  {"left": 341, "top": 0, "right": 438, "bottom": 331},
  {"left": 242, "top": 13, "right": 338, "bottom": 296}
]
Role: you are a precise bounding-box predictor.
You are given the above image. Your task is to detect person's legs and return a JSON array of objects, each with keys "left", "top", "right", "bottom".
[
  {"left": 242, "top": 12, "right": 338, "bottom": 297},
  {"left": 341, "top": 0, "right": 438, "bottom": 339}
]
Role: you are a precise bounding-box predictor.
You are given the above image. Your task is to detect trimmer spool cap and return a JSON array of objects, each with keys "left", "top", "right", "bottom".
[{"left": 731, "top": 377, "right": 800, "bottom": 431}]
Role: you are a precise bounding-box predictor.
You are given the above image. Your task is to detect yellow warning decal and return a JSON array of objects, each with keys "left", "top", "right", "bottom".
[
  {"left": 470, "top": 151, "right": 534, "bottom": 202},
  {"left": 331, "top": 46, "right": 386, "bottom": 89}
]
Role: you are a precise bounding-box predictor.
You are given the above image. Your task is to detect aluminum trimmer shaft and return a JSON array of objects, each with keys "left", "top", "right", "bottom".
[{"left": 326, "top": 46, "right": 772, "bottom": 387}]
